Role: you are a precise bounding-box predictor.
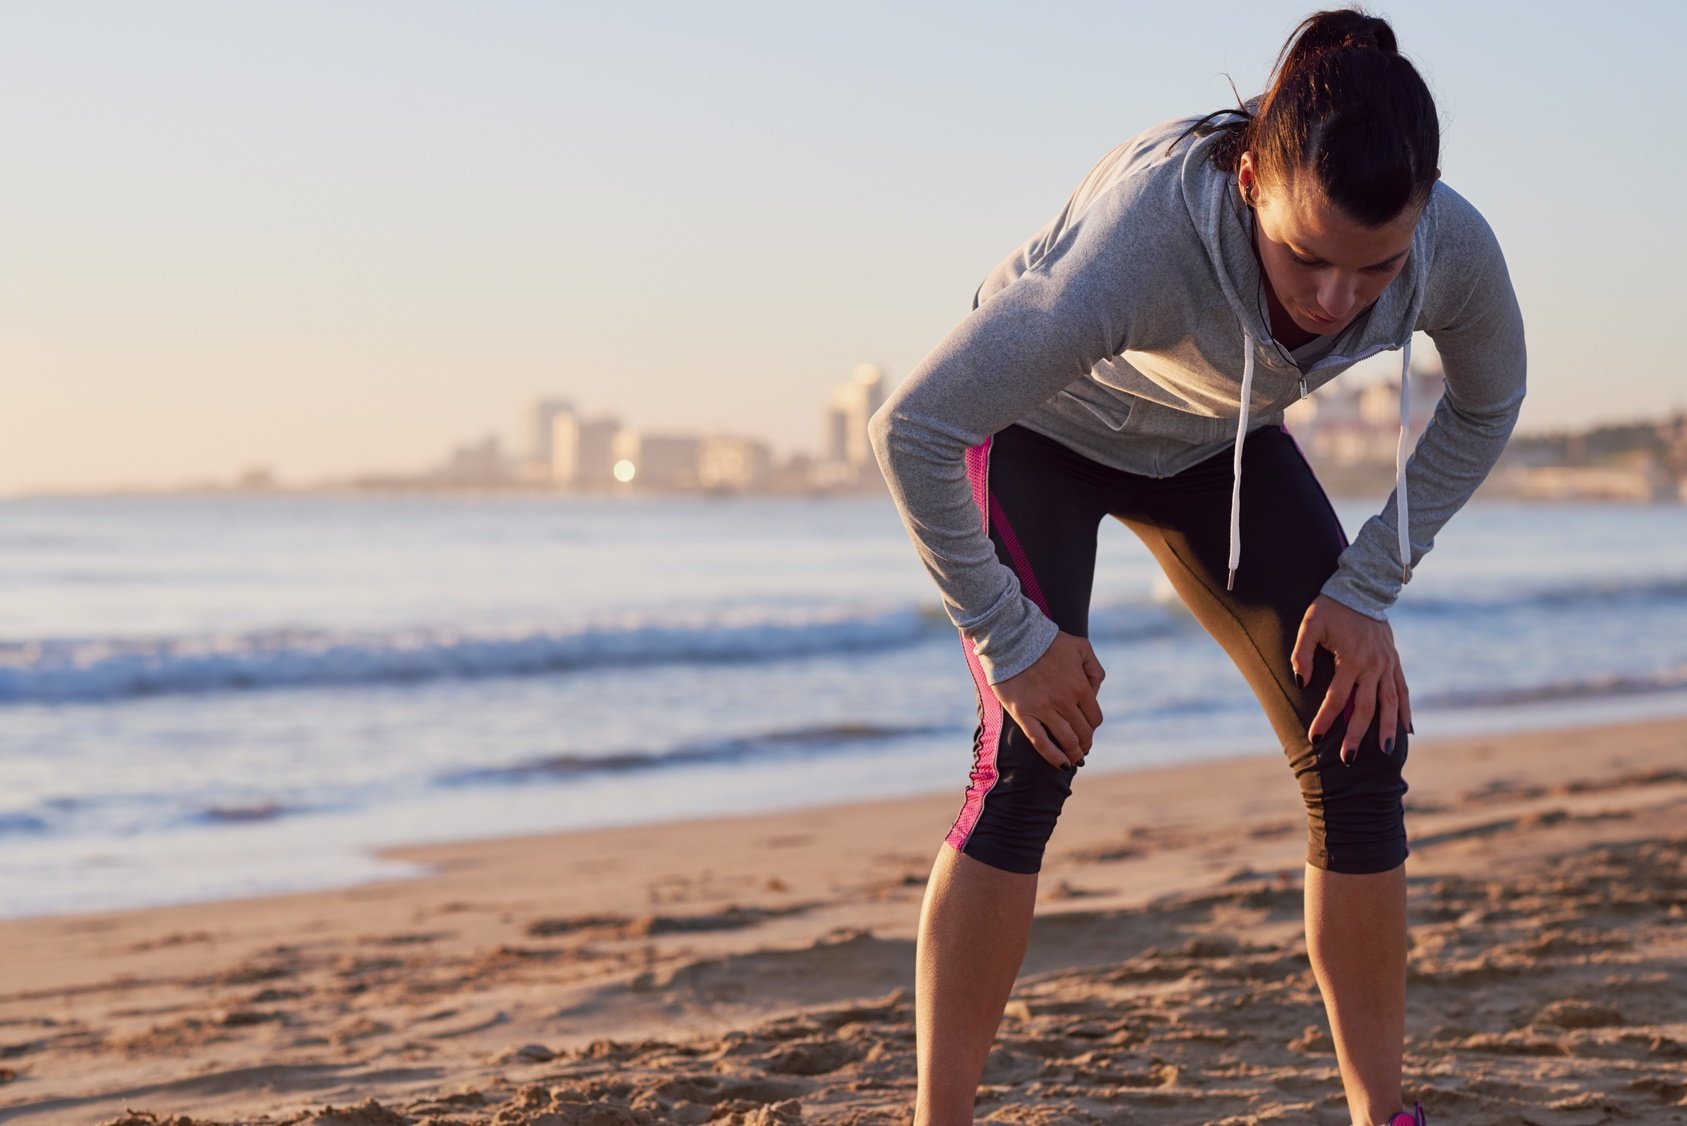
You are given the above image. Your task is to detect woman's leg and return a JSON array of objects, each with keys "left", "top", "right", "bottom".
[
  {"left": 914, "top": 845, "right": 1038, "bottom": 1126},
  {"left": 1305, "top": 863, "right": 1408, "bottom": 1126},
  {"left": 1113, "top": 425, "right": 1411, "bottom": 1126},
  {"left": 916, "top": 425, "right": 1108, "bottom": 1124}
]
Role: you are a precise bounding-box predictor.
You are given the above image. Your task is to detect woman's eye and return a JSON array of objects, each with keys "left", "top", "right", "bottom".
[{"left": 1290, "top": 254, "right": 1319, "bottom": 267}]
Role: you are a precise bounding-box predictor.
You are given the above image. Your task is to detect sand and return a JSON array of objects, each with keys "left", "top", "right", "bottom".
[{"left": 1, "top": 715, "right": 1684, "bottom": 1125}]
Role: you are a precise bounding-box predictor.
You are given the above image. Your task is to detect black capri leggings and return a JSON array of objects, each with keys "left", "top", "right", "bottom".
[{"left": 948, "top": 422, "right": 1410, "bottom": 876}]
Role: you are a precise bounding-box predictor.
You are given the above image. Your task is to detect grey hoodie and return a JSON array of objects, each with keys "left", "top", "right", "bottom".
[{"left": 868, "top": 114, "right": 1527, "bottom": 686}]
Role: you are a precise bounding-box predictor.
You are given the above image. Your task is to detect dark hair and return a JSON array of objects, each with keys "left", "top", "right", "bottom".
[{"left": 1178, "top": 8, "right": 1439, "bottom": 227}]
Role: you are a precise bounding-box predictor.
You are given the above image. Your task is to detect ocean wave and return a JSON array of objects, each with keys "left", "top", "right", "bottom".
[
  {"left": 1086, "top": 601, "right": 1188, "bottom": 641},
  {"left": 192, "top": 801, "right": 297, "bottom": 825},
  {"left": 0, "top": 606, "right": 941, "bottom": 705},
  {"left": 1407, "top": 574, "right": 1687, "bottom": 617},
  {"left": 0, "top": 793, "right": 320, "bottom": 842},
  {"left": 1418, "top": 666, "right": 1687, "bottom": 710},
  {"left": 0, "top": 811, "right": 51, "bottom": 836},
  {"left": 438, "top": 721, "right": 953, "bottom": 785}
]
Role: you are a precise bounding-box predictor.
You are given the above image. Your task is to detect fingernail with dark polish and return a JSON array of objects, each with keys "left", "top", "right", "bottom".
[
  {"left": 1294, "top": 673, "right": 1305, "bottom": 690},
  {"left": 1060, "top": 762, "right": 1073, "bottom": 772},
  {"left": 1384, "top": 737, "right": 1395, "bottom": 755},
  {"left": 1342, "top": 752, "right": 1353, "bottom": 767},
  {"left": 1408, "top": 722, "right": 1415, "bottom": 735}
]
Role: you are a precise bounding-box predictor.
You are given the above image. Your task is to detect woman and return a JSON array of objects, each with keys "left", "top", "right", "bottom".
[{"left": 869, "top": 9, "right": 1525, "bottom": 1126}]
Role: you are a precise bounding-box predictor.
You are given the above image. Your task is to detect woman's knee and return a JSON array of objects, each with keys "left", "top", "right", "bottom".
[
  {"left": 1297, "top": 722, "right": 1411, "bottom": 874},
  {"left": 947, "top": 726, "right": 1074, "bottom": 875}
]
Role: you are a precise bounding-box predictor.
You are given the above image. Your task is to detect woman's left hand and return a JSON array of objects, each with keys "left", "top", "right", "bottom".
[{"left": 1290, "top": 594, "right": 1413, "bottom": 765}]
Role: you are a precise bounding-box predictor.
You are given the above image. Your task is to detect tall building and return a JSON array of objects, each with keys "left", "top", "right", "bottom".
[
  {"left": 819, "top": 362, "right": 887, "bottom": 490},
  {"left": 525, "top": 398, "right": 574, "bottom": 478}
]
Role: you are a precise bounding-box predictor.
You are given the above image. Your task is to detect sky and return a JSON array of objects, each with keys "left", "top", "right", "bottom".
[{"left": 3, "top": 0, "right": 1683, "bottom": 493}]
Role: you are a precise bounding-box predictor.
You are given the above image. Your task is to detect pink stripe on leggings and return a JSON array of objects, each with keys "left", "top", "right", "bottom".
[
  {"left": 947, "top": 434, "right": 1047, "bottom": 853},
  {"left": 989, "top": 495, "right": 1051, "bottom": 614}
]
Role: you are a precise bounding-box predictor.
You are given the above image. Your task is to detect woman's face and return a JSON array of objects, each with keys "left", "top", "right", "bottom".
[{"left": 1238, "top": 152, "right": 1421, "bottom": 339}]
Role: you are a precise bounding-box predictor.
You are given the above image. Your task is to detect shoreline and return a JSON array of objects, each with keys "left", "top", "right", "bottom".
[{"left": 6, "top": 686, "right": 1687, "bottom": 927}]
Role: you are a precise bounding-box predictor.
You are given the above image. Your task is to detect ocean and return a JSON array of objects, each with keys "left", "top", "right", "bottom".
[{"left": 3, "top": 491, "right": 1684, "bottom": 919}]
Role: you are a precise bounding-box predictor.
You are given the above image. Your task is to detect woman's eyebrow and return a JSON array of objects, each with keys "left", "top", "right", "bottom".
[{"left": 1292, "top": 244, "right": 1410, "bottom": 270}]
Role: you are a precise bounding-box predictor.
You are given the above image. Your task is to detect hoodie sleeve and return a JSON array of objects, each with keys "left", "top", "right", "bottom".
[
  {"left": 868, "top": 187, "right": 1143, "bottom": 685},
  {"left": 1319, "top": 186, "right": 1527, "bottom": 619}
]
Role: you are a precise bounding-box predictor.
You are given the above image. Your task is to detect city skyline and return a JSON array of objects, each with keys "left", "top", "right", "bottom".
[
  {"left": 5, "top": 2, "right": 1684, "bottom": 495},
  {"left": 7, "top": 352, "right": 1686, "bottom": 498},
  {"left": 49, "top": 362, "right": 884, "bottom": 495}
]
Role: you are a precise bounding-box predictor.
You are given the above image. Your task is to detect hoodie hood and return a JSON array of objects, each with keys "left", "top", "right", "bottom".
[{"left": 1175, "top": 120, "right": 1436, "bottom": 368}]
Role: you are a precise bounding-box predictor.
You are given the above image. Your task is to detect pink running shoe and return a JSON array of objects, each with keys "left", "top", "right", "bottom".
[{"left": 1382, "top": 1103, "right": 1426, "bottom": 1126}]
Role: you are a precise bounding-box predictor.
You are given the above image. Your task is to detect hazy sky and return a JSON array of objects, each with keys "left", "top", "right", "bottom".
[{"left": 3, "top": 1, "right": 1682, "bottom": 493}]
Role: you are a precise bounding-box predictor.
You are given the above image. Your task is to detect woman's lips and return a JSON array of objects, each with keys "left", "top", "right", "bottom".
[{"left": 1302, "top": 307, "right": 1339, "bottom": 326}]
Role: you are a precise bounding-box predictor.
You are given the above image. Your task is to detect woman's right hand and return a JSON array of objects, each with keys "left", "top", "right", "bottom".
[{"left": 990, "top": 631, "right": 1106, "bottom": 770}]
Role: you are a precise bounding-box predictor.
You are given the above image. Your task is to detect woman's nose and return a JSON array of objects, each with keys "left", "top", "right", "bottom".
[{"left": 1316, "top": 276, "right": 1361, "bottom": 319}]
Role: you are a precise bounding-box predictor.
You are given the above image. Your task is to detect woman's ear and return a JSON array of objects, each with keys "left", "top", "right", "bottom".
[{"left": 1237, "top": 151, "right": 1258, "bottom": 208}]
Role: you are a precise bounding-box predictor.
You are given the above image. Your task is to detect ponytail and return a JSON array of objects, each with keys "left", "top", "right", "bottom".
[{"left": 1179, "top": 8, "right": 1440, "bottom": 227}]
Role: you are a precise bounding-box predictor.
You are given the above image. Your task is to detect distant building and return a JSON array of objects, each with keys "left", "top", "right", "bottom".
[
  {"left": 1284, "top": 352, "right": 1446, "bottom": 473},
  {"left": 524, "top": 398, "right": 574, "bottom": 479},
  {"left": 698, "top": 436, "right": 771, "bottom": 492},
  {"left": 1661, "top": 411, "right": 1687, "bottom": 482},
  {"left": 553, "top": 413, "right": 621, "bottom": 491},
  {"left": 612, "top": 430, "right": 701, "bottom": 491},
  {"left": 235, "top": 465, "right": 279, "bottom": 491},
  {"left": 427, "top": 434, "right": 514, "bottom": 488},
  {"left": 818, "top": 362, "right": 887, "bottom": 491},
  {"left": 1500, "top": 462, "right": 1676, "bottom": 503},
  {"left": 1491, "top": 409, "right": 1687, "bottom": 503},
  {"left": 599, "top": 429, "right": 770, "bottom": 493},
  {"left": 766, "top": 451, "right": 816, "bottom": 493}
]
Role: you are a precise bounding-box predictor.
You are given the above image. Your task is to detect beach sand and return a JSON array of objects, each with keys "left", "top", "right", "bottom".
[{"left": 1, "top": 716, "right": 1683, "bottom": 1125}]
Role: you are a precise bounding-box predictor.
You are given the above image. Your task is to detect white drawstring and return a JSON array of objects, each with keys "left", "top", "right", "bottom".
[
  {"left": 1396, "top": 338, "right": 1413, "bottom": 585},
  {"left": 1226, "top": 334, "right": 1256, "bottom": 591},
  {"left": 1227, "top": 335, "right": 1412, "bottom": 592}
]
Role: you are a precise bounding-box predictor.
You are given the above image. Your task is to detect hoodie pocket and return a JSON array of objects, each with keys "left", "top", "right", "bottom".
[
  {"left": 1060, "top": 380, "right": 1141, "bottom": 432},
  {"left": 1080, "top": 391, "right": 1235, "bottom": 446}
]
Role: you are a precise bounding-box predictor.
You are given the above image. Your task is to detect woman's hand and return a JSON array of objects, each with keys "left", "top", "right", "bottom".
[
  {"left": 990, "top": 631, "right": 1106, "bottom": 770},
  {"left": 1290, "top": 594, "right": 1412, "bottom": 764}
]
